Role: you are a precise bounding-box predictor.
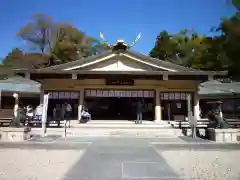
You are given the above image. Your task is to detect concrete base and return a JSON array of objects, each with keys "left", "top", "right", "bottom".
[
  {"left": 206, "top": 128, "right": 240, "bottom": 143},
  {"left": 181, "top": 128, "right": 206, "bottom": 137},
  {"left": 0, "top": 127, "right": 31, "bottom": 141}
]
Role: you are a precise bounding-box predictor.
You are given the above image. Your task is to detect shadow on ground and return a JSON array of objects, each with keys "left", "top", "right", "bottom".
[
  {"left": 62, "top": 139, "right": 184, "bottom": 180},
  {"left": 178, "top": 136, "right": 212, "bottom": 143},
  {"left": 28, "top": 135, "right": 62, "bottom": 142}
]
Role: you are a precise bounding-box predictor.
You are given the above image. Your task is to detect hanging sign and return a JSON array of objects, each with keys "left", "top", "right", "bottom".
[
  {"left": 48, "top": 91, "right": 79, "bottom": 99},
  {"left": 160, "top": 92, "right": 190, "bottom": 100},
  {"left": 85, "top": 89, "right": 154, "bottom": 98}
]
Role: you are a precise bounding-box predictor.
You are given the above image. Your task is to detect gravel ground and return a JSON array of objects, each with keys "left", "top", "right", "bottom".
[
  {"left": 0, "top": 148, "right": 85, "bottom": 180},
  {"left": 159, "top": 150, "right": 240, "bottom": 180},
  {"left": 0, "top": 138, "right": 240, "bottom": 180}
]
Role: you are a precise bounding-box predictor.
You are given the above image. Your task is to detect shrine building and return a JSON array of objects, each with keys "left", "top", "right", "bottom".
[{"left": 14, "top": 40, "right": 226, "bottom": 121}]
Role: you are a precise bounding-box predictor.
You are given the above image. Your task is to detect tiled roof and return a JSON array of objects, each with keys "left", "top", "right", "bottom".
[
  {"left": 127, "top": 50, "right": 201, "bottom": 72},
  {"left": 0, "top": 76, "right": 41, "bottom": 93},
  {"left": 42, "top": 51, "right": 113, "bottom": 71},
  {"left": 199, "top": 80, "right": 240, "bottom": 95},
  {"left": 41, "top": 50, "right": 203, "bottom": 72}
]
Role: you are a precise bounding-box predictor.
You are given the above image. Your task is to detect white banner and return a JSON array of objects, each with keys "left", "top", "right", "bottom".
[{"left": 41, "top": 94, "right": 49, "bottom": 123}]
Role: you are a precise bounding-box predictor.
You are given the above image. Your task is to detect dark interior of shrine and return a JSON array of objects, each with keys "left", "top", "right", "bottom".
[{"left": 84, "top": 97, "right": 154, "bottom": 120}]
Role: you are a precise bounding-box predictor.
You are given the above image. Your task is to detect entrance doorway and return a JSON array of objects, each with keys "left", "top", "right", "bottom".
[
  {"left": 84, "top": 97, "right": 132, "bottom": 120},
  {"left": 46, "top": 91, "right": 80, "bottom": 120},
  {"left": 162, "top": 100, "right": 187, "bottom": 121},
  {"left": 160, "top": 92, "right": 191, "bottom": 121},
  {"left": 47, "top": 99, "right": 78, "bottom": 120},
  {"left": 84, "top": 97, "right": 154, "bottom": 120},
  {"left": 84, "top": 89, "right": 155, "bottom": 120}
]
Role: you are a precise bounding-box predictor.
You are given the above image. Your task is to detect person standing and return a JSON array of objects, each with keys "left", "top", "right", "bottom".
[
  {"left": 53, "top": 104, "right": 62, "bottom": 127},
  {"left": 61, "top": 103, "right": 66, "bottom": 121},
  {"left": 65, "top": 102, "right": 72, "bottom": 128},
  {"left": 26, "top": 104, "right": 34, "bottom": 126},
  {"left": 136, "top": 99, "right": 144, "bottom": 124},
  {"left": 35, "top": 104, "right": 43, "bottom": 120}
]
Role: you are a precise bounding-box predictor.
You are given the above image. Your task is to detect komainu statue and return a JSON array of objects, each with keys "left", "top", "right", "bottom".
[{"left": 207, "top": 101, "right": 229, "bottom": 129}]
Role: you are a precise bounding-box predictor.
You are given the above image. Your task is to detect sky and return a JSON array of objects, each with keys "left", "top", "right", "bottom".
[{"left": 0, "top": 0, "right": 237, "bottom": 61}]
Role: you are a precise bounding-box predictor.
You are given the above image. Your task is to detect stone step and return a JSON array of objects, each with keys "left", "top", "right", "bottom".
[
  {"left": 72, "top": 124, "right": 172, "bottom": 128},
  {"left": 30, "top": 127, "right": 183, "bottom": 138},
  {"left": 75, "top": 120, "right": 170, "bottom": 124},
  {"left": 31, "top": 120, "right": 180, "bottom": 138},
  {"left": 70, "top": 120, "right": 171, "bottom": 128},
  {"left": 66, "top": 130, "right": 183, "bottom": 137}
]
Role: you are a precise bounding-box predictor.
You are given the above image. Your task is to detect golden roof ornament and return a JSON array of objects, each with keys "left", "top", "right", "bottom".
[{"left": 99, "top": 32, "right": 141, "bottom": 51}]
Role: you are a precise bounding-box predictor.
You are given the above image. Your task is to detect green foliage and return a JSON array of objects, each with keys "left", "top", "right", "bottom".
[
  {"left": 2, "top": 48, "right": 48, "bottom": 68},
  {"left": 149, "top": 13, "right": 240, "bottom": 80},
  {"left": 149, "top": 30, "right": 178, "bottom": 60},
  {"left": 3, "top": 12, "right": 240, "bottom": 81}
]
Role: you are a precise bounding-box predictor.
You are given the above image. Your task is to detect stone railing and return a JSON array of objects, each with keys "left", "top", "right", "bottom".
[
  {"left": 206, "top": 128, "right": 240, "bottom": 143},
  {"left": 0, "top": 127, "right": 31, "bottom": 141}
]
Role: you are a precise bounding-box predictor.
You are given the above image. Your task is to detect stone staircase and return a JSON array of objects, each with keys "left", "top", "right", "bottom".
[{"left": 30, "top": 120, "right": 184, "bottom": 138}]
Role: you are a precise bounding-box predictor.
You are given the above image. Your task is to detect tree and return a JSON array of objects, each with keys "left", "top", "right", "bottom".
[
  {"left": 171, "top": 29, "right": 201, "bottom": 67},
  {"left": 17, "top": 14, "right": 56, "bottom": 53},
  {"left": 149, "top": 30, "right": 178, "bottom": 60},
  {"left": 149, "top": 29, "right": 231, "bottom": 72},
  {"left": 217, "top": 13, "right": 240, "bottom": 79},
  {"left": 149, "top": 30, "right": 205, "bottom": 67},
  {"left": 2, "top": 48, "right": 48, "bottom": 68},
  {"left": 51, "top": 25, "right": 108, "bottom": 63},
  {"left": 2, "top": 48, "right": 24, "bottom": 66},
  {"left": 15, "top": 14, "right": 108, "bottom": 67}
]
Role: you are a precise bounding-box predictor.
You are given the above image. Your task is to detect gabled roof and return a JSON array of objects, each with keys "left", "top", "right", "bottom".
[{"left": 41, "top": 50, "right": 202, "bottom": 72}]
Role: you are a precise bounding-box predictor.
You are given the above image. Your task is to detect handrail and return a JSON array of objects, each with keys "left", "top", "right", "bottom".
[{"left": 64, "top": 120, "right": 67, "bottom": 138}]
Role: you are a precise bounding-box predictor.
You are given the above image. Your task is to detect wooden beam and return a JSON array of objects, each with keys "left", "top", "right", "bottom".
[
  {"left": 208, "top": 75, "right": 214, "bottom": 81},
  {"left": 72, "top": 73, "right": 77, "bottom": 80},
  {"left": 163, "top": 74, "right": 168, "bottom": 80}
]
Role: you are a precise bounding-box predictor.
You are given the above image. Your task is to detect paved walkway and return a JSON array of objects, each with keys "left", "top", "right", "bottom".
[{"left": 0, "top": 137, "right": 240, "bottom": 180}]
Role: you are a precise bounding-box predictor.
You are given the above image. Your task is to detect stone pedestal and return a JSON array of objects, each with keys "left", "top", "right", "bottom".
[
  {"left": 206, "top": 128, "right": 240, "bottom": 143},
  {"left": 0, "top": 127, "right": 31, "bottom": 141}
]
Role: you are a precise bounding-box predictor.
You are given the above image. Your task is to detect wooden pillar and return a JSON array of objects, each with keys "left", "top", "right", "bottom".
[
  {"left": 78, "top": 89, "right": 84, "bottom": 122},
  {"left": 155, "top": 90, "right": 162, "bottom": 121}
]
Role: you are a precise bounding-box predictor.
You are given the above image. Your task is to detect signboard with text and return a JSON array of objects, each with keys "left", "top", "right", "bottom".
[{"left": 105, "top": 79, "right": 134, "bottom": 86}]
